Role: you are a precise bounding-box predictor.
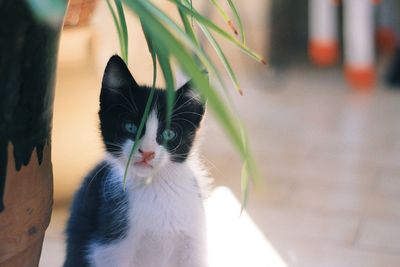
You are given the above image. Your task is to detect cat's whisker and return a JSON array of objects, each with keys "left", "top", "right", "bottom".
[
  {"left": 172, "top": 96, "right": 198, "bottom": 114},
  {"left": 172, "top": 111, "right": 203, "bottom": 118},
  {"left": 172, "top": 118, "right": 198, "bottom": 128},
  {"left": 104, "top": 142, "right": 125, "bottom": 149}
]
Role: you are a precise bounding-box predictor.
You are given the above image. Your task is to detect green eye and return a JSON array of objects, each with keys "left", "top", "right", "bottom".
[
  {"left": 162, "top": 129, "right": 176, "bottom": 141},
  {"left": 124, "top": 122, "right": 137, "bottom": 134}
]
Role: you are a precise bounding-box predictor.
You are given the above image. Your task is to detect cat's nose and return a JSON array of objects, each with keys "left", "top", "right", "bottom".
[{"left": 139, "top": 149, "right": 155, "bottom": 161}]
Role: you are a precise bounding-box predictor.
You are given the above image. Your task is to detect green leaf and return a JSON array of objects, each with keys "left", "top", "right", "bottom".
[
  {"left": 115, "top": 0, "right": 129, "bottom": 63},
  {"left": 106, "top": 0, "right": 124, "bottom": 62},
  {"left": 122, "top": 88, "right": 155, "bottom": 188},
  {"left": 240, "top": 160, "right": 249, "bottom": 213},
  {"left": 121, "top": 20, "right": 158, "bottom": 188},
  {"left": 199, "top": 25, "right": 243, "bottom": 95},
  {"left": 226, "top": 0, "right": 246, "bottom": 44},
  {"left": 208, "top": 0, "right": 239, "bottom": 36},
  {"left": 156, "top": 49, "right": 175, "bottom": 129},
  {"left": 178, "top": 5, "right": 199, "bottom": 46},
  {"left": 171, "top": 0, "right": 266, "bottom": 64},
  {"left": 238, "top": 123, "right": 259, "bottom": 212}
]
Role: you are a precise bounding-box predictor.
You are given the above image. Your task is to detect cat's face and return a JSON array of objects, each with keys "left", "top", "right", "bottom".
[{"left": 99, "top": 55, "right": 205, "bottom": 178}]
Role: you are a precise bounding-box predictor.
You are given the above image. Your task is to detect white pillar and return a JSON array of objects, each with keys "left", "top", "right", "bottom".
[
  {"left": 309, "top": 0, "right": 339, "bottom": 66},
  {"left": 343, "top": 0, "right": 375, "bottom": 89}
]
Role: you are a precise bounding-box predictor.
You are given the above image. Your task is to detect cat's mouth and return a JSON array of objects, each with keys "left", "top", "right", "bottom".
[{"left": 134, "top": 160, "right": 154, "bottom": 168}]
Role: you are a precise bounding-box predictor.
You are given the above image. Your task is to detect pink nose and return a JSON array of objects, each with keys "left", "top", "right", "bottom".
[{"left": 139, "top": 149, "right": 155, "bottom": 161}]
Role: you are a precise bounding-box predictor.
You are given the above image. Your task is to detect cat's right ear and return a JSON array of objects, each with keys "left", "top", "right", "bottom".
[{"left": 102, "top": 55, "right": 138, "bottom": 91}]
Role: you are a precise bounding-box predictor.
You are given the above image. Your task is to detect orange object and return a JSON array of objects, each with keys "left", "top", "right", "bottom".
[
  {"left": 376, "top": 28, "right": 397, "bottom": 54},
  {"left": 309, "top": 41, "right": 339, "bottom": 66},
  {"left": 345, "top": 66, "right": 376, "bottom": 90}
]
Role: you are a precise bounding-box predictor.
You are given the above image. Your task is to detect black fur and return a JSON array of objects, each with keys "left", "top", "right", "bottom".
[
  {"left": 64, "top": 162, "right": 129, "bottom": 267},
  {"left": 99, "top": 55, "right": 205, "bottom": 161},
  {"left": 64, "top": 55, "right": 205, "bottom": 266}
]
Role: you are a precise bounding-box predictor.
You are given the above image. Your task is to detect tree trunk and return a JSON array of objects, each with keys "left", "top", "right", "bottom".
[{"left": 0, "top": 1, "right": 64, "bottom": 266}]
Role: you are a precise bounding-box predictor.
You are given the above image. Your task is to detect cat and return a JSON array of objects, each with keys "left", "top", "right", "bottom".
[{"left": 64, "top": 55, "right": 209, "bottom": 267}]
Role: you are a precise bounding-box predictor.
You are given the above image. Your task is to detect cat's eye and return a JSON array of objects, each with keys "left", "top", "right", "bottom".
[
  {"left": 162, "top": 129, "right": 177, "bottom": 141},
  {"left": 124, "top": 122, "right": 137, "bottom": 134}
]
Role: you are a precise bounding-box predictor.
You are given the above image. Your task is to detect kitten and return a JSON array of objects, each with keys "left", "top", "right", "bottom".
[{"left": 64, "top": 55, "right": 209, "bottom": 267}]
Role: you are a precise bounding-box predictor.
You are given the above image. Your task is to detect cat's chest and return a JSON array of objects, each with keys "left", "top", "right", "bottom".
[
  {"left": 127, "top": 176, "right": 204, "bottom": 235},
  {"left": 88, "top": 167, "right": 207, "bottom": 267}
]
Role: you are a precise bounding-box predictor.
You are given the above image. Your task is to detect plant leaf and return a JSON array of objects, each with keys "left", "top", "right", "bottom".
[
  {"left": 240, "top": 160, "right": 249, "bottom": 214},
  {"left": 171, "top": 0, "right": 265, "bottom": 64},
  {"left": 209, "top": 0, "right": 239, "bottom": 36},
  {"left": 226, "top": 0, "right": 245, "bottom": 44},
  {"left": 156, "top": 49, "right": 175, "bottom": 130},
  {"left": 178, "top": 3, "right": 199, "bottom": 46},
  {"left": 115, "top": 0, "right": 129, "bottom": 63},
  {"left": 106, "top": 0, "right": 123, "bottom": 61},
  {"left": 199, "top": 24, "right": 243, "bottom": 95},
  {"left": 122, "top": 19, "right": 157, "bottom": 188}
]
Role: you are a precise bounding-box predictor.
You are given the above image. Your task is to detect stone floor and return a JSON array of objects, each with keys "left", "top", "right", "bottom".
[{"left": 40, "top": 65, "right": 400, "bottom": 267}]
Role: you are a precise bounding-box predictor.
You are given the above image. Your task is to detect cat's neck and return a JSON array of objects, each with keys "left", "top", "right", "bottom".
[{"left": 105, "top": 154, "right": 194, "bottom": 191}]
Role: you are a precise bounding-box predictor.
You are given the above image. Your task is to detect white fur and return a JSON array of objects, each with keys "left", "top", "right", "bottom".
[{"left": 88, "top": 110, "right": 209, "bottom": 267}]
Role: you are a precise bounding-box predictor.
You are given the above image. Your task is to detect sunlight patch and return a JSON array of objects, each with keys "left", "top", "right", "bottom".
[{"left": 206, "top": 187, "right": 287, "bottom": 267}]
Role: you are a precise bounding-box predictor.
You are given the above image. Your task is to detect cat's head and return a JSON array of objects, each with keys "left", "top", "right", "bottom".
[{"left": 99, "top": 55, "right": 205, "bottom": 178}]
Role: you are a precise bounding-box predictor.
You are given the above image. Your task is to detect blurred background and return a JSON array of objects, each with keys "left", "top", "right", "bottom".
[{"left": 41, "top": 0, "right": 400, "bottom": 266}]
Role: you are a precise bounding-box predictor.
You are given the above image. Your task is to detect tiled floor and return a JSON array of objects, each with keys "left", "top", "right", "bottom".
[{"left": 40, "top": 65, "right": 400, "bottom": 266}]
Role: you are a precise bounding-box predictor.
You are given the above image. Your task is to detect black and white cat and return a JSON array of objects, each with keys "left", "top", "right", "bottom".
[{"left": 64, "top": 55, "right": 209, "bottom": 267}]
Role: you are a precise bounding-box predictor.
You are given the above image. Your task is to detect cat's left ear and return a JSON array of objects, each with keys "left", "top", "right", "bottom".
[
  {"left": 175, "top": 81, "right": 206, "bottom": 126},
  {"left": 102, "top": 55, "right": 139, "bottom": 91}
]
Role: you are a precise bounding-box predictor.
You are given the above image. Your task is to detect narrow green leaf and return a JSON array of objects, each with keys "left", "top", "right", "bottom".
[
  {"left": 178, "top": 5, "right": 199, "bottom": 46},
  {"left": 156, "top": 50, "right": 175, "bottom": 129},
  {"left": 240, "top": 160, "right": 249, "bottom": 213},
  {"left": 106, "top": 0, "right": 124, "bottom": 62},
  {"left": 122, "top": 20, "right": 158, "bottom": 188},
  {"left": 189, "top": 0, "right": 194, "bottom": 26},
  {"left": 178, "top": 2, "right": 206, "bottom": 75},
  {"left": 122, "top": 88, "right": 155, "bottom": 188},
  {"left": 226, "top": 0, "right": 246, "bottom": 44},
  {"left": 199, "top": 25, "right": 243, "bottom": 95},
  {"left": 208, "top": 0, "right": 239, "bottom": 36},
  {"left": 171, "top": 0, "right": 266, "bottom": 64},
  {"left": 115, "top": 0, "right": 129, "bottom": 63},
  {"left": 238, "top": 123, "right": 259, "bottom": 212}
]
